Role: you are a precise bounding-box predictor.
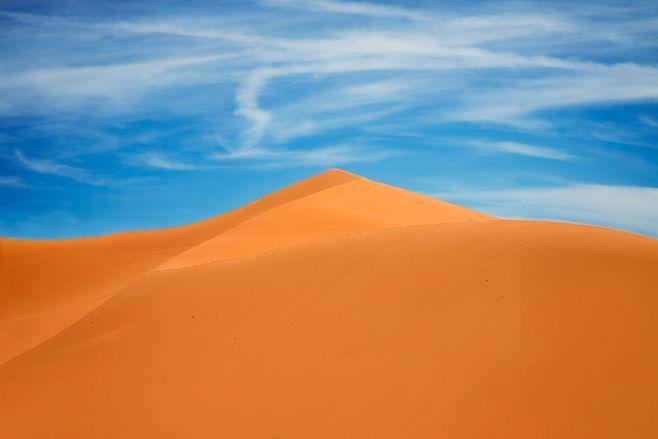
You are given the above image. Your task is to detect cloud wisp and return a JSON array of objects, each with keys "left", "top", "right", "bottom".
[
  {"left": 0, "top": 176, "right": 26, "bottom": 188},
  {"left": 15, "top": 150, "right": 145, "bottom": 186},
  {"left": 468, "top": 141, "right": 577, "bottom": 161},
  {"left": 15, "top": 150, "right": 106, "bottom": 186},
  {"left": 260, "top": 0, "right": 440, "bottom": 23},
  {"left": 211, "top": 143, "right": 397, "bottom": 168},
  {"left": 128, "top": 152, "right": 197, "bottom": 171},
  {"left": 441, "top": 184, "right": 658, "bottom": 237}
]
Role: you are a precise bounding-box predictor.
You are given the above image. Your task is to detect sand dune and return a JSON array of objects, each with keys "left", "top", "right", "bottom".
[{"left": 2, "top": 170, "right": 657, "bottom": 438}]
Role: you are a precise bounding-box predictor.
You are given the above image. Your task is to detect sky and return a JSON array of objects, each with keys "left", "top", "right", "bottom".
[{"left": 1, "top": 0, "right": 657, "bottom": 239}]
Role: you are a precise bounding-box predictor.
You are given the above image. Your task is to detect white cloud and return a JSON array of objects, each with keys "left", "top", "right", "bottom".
[
  {"left": 211, "top": 143, "right": 396, "bottom": 167},
  {"left": 0, "top": 176, "right": 25, "bottom": 187},
  {"left": 469, "top": 141, "right": 576, "bottom": 161},
  {"left": 129, "top": 152, "right": 196, "bottom": 171},
  {"left": 445, "top": 184, "right": 658, "bottom": 237},
  {"left": 1, "top": 54, "right": 233, "bottom": 114},
  {"left": 263, "top": 1, "right": 577, "bottom": 47},
  {"left": 234, "top": 68, "right": 275, "bottom": 149},
  {"left": 15, "top": 150, "right": 105, "bottom": 185},
  {"left": 260, "top": 0, "right": 437, "bottom": 22},
  {"left": 450, "top": 64, "right": 658, "bottom": 126},
  {"left": 272, "top": 104, "right": 409, "bottom": 143},
  {"left": 15, "top": 150, "right": 147, "bottom": 186},
  {"left": 639, "top": 115, "right": 658, "bottom": 128}
]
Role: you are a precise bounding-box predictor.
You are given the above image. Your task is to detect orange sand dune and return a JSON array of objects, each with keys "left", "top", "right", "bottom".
[{"left": 1, "top": 170, "right": 657, "bottom": 438}]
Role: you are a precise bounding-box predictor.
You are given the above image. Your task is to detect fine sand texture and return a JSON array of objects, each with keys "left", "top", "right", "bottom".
[{"left": 2, "top": 169, "right": 657, "bottom": 438}]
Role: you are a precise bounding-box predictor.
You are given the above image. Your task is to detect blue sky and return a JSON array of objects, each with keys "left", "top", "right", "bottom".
[{"left": 1, "top": 0, "right": 657, "bottom": 239}]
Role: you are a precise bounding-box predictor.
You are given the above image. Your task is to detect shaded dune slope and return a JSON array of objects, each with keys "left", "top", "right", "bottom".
[{"left": 1, "top": 170, "right": 657, "bottom": 438}]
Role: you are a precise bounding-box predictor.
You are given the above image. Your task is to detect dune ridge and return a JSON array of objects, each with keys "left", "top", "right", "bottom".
[{"left": 2, "top": 169, "right": 657, "bottom": 438}]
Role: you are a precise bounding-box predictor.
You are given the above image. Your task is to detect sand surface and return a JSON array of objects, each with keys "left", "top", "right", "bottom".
[{"left": 2, "top": 169, "right": 657, "bottom": 438}]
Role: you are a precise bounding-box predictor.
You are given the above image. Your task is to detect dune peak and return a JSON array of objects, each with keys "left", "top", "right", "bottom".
[{"left": 314, "top": 168, "right": 359, "bottom": 179}]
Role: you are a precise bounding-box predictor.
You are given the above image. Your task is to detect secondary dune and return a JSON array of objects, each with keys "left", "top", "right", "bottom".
[{"left": 1, "top": 169, "right": 657, "bottom": 438}]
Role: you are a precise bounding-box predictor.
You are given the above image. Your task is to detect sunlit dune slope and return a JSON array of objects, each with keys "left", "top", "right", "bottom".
[{"left": 2, "top": 170, "right": 658, "bottom": 438}]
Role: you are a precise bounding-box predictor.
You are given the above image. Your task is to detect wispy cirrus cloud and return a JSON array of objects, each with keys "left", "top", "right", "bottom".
[
  {"left": 128, "top": 152, "right": 196, "bottom": 171},
  {"left": 15, "top": 150, "right": 106, "bottom": 185},
  {"left": 468, "top": 141, "right": 576, "bottom": 161},
  {"left": 212, "top": 143, "right": 397, "bottom": 168},
  {"left": 639, "top": 114, "right": 658, "bottom": 128},
  {"left": 1, "top": 54, "right": 236, "bottom": 116},
  {"left": 0, "top": 176, "right": 26, "bottom": 188},
  {"left": 260, "top": 0, "right": 439, "bottom": 22},
  {"left": 450, "top": 64, "right": 658, "bottom": 127},
  {"left": 443, "top": 184, "right": 658, "bottom": 237},
  {"left": 15, "top": 150, "right": 146, "bottom": 186}
]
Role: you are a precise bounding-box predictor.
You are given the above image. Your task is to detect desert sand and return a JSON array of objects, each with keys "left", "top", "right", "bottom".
[{"left": 1, "top": 169, "right": 657, "bottom": 438}]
